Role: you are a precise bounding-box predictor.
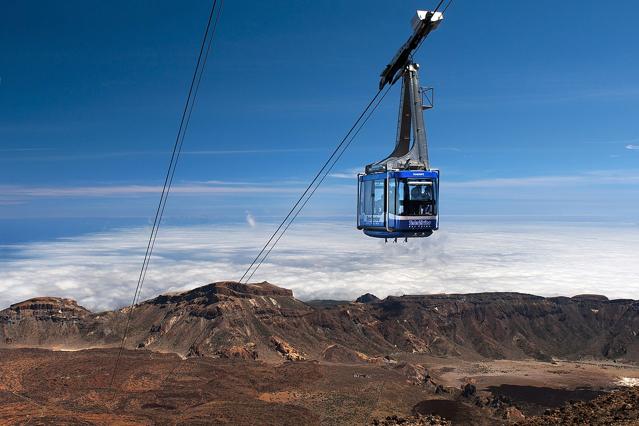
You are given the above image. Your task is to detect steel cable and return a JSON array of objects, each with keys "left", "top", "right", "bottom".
[
  {"left": 244, "top": 85, "right": 392, "bottom": 283},
  {"left": 237, "top": 88, "right": 385, "bottom": 283},
  {"left": 108, "top": 0, "right": 223, "bottom": 392}
]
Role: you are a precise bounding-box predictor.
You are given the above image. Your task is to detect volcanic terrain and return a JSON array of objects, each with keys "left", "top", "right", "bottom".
[{"left": 1, "top": 281, "right": 638, "bottom": 424}]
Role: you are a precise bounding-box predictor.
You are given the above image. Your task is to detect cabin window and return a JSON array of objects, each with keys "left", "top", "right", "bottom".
[
  {"left": 397, "top": 179, "right": 435, "bottom": 216},
  {"left": 388, "top": 178, "right": 396, "bottom": 216},
  {"left": 361, "top": 180, "right": 372, "bottom": 219},
  {"left": 359, "top": 178, "right": 385, "bottom": 226},
  {"left": 373, "top": 179, "right": 385, "bottom": 217}
]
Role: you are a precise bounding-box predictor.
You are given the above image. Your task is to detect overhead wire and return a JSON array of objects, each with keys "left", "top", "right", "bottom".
[
  {"left": 237, "top": 88, "right": 386, "bottom": 284},
  {"left": 243, "top": 85, "right": 392, "bottom": 283},
  {"left": 442, "top": 0, "right": 454, "bottom": 14},
  {"left": 135, "top": 0, "right": 224, "bottom": 304},
  {"left": 108, "top": 0, "right": 223, "bottom": 391},
  {"left": 433, "top": 0, "right": 446, "bottom": 13},
  {"left": 413, "top": 0, "right": 452, "bottom": 59}
]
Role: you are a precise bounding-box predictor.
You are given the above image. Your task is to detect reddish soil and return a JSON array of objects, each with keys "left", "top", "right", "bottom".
[
  {"left": 2, "top": 348, "right": 638, "bottom": 425},
  {"left": 0, "top": 348, "right": 440, "bottom": 425}
]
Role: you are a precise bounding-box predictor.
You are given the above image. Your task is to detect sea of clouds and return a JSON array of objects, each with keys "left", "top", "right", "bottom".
[{"left": 1, "top": 221, "right": 638, "bottom": 311}]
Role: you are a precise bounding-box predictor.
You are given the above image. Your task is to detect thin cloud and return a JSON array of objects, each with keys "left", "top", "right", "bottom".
[
  {"left": 182, "top": 148, "right": 322, "bottom": 155},
  {"left": 0, "top": 151, "right": 154, "bottom": 162},
  {"left": 447, "top": 87, "right": 639, "bottom": 109},
  {"left": 0, "top": 182, "right": 304, "bottom": 198},
  {"left": 329, "top": 169, "right": 639, "bottom": 189},
  {"left": 583, "top": 137, "right": 639, "bottom": 145},
  {"left": 0, "top": 179, "right": 354, "bottom": 202},
  {"left": 0, "top": 148, "right": 321, "bottom": 162},
  {"left": 433, "top": 147, "right": 462, "bottom": 152},
  {"left": 0, "top": 147, "right": 52, "bottom": 152},
  {"left": 329, "top": 168, "right": 361, "bottom": 179},
  {"left": 446, "top": 170, "right": 639, "bottom": 189}
]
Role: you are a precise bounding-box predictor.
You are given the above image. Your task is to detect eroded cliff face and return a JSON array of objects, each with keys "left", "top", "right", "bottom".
[
  {"left": 1, "top": 282, "right": 638, "bottom": 362},
  {"left": 345, "top": 293, "right": 639, "bottom": 361},
  {"left": 0, "top": 297, "right": 91, "bottom": 347}
]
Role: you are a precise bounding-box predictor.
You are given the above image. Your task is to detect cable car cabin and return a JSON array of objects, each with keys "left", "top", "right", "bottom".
[
  {"left": 356, "top": 9, "right": 445, "bottom": 240},
  {"left": 357, "top": 170, "right": 439, "bottom": 239}
]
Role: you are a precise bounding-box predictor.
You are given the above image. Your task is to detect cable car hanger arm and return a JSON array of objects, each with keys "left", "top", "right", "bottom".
[{"left": 378, "top": 10, "right": 444, "bottom": 90}]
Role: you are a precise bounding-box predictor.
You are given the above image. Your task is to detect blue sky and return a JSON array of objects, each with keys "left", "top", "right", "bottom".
[
  {"left": 1, "top": 1, "right": 638, "bottom": 306},
  {"left": 2, "top": 0, "right": 638, "bottom": 226}
]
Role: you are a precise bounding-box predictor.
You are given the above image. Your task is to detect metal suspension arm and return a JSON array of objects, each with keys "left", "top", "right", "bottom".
[
  {"left": 366, "top": 63, "right": 430, "bottom": 172},
  {"left": 379, "top": 10, "right": 443, "bottom": 90},
  {"left": 365, "top": 9, "right": 443, "bottom": 174}
]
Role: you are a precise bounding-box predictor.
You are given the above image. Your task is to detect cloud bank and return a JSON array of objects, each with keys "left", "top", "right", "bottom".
[{"left": 1, "top": 221, "right": 638, "bottom": 312}]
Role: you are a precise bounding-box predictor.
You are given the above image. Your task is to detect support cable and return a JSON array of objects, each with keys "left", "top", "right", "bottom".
[
  {"left": 244, "top": 85, "right": 392, "bottom": 283},
  {"left": 442, "top": 0, "right": 454, "bottom": 14},
  {"left": 412, "top": 0, "right": 451, "bottom": 58},
  {"left": 136, "top": 0, "right": 224, "bottom": 304},
  {"left": 108, "top": 0, "right": 223, "bottom": 391},
  {"left": 237, "top": 89, "right": 385, "bottom": 284}
]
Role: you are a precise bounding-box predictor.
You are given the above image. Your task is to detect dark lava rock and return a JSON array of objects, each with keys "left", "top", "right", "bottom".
[
  {"left": 462, "top": 383, "right": 477, "bottom": 398},
  {"left": 571, "top": 294, "right": 609, "bottom": 302},
  {"left": 373, "top": 413, "right": 451, "bottom": 425},
  {"left": 356, "top": 293, "right": 380, "bottom": 304},
  {"left": 519, "top": 386, "right": 639, "bottom": 425}
]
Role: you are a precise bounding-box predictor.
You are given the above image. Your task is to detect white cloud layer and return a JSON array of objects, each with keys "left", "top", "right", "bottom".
[{"left": 1, "top": 221, "right": 638, "bottom": 312}]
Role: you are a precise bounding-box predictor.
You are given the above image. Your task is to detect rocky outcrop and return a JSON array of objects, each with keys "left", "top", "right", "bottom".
[
  {"left": 270, "top": 336, "right": 306, "bottom": 361},
  {"left": 0, "top": 282, "right": 313, "bottom": 360},
  {"left": 321, "top": 344, "right": 372, "bottom": 364},
  {"left": 373, "top": 414, "right": 451, "bottom": 426},
  {"left": 0, "top": 297, "right": 91, "bottom": 347},
  {"left": 3, "top": 297, "right": 90, "bottom": 321},
  {"left": 152, "top": 281, "right": 294, "bottom": 305},
  {"left": 215, "top": 344, "right": 259, "bottom": 360},
  {"left": 356, "top": 293, "right": 380, "bottom": 304},
  {"left": 521, "top": 386, "right": 639, "bottom": 425},
  {"left": 357, "top": 292, "right": 639, "bottom": 361}
]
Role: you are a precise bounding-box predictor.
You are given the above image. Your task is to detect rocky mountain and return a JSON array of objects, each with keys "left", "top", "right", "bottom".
[
  {"left": 0, "top": 297, "right": 91, "bottom": 347},
  {"left": 356, "top": 293, "right": 381, "bottom": 304},
  {"left": 1, "top": 281, "right": 639, "bottom": 363}
]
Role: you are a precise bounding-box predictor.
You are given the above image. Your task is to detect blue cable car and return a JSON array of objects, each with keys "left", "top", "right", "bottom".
[
  {"left": 358, "top": 170, "right": 439, "bottom": 239},
  {"left": 357, "top": 9, "right": 444, "bottom": 240}
]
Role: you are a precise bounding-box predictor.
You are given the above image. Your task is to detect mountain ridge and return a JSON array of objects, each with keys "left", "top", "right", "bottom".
[{"left": 2, "top": 281, "right": 638, "bottom": 363}]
